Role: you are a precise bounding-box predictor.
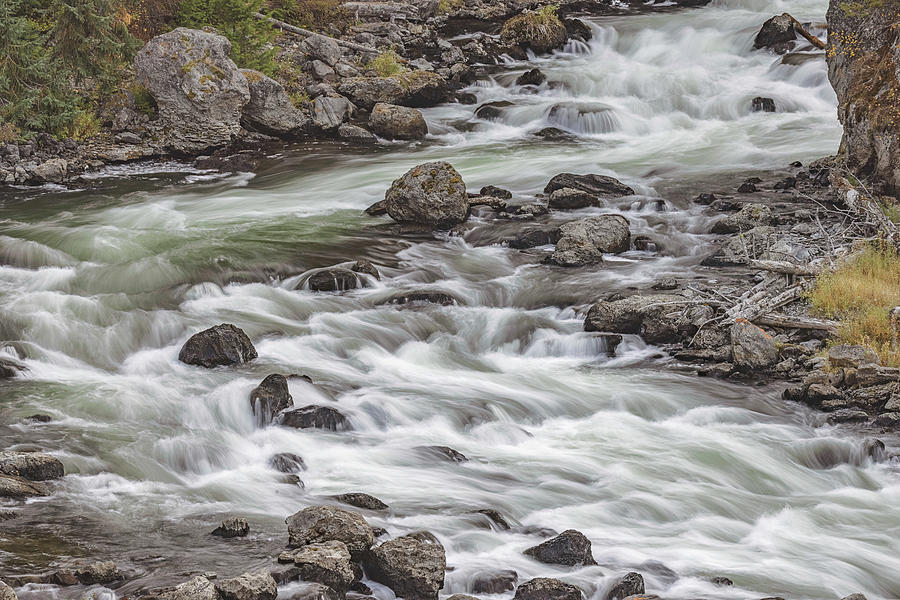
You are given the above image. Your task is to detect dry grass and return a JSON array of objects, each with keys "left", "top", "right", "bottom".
[{"left": 809, "top": 242, "right": 900, "bottom": 366}]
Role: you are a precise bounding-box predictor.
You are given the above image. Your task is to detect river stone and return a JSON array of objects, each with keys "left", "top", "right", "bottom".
[
  {"left": 307, "top": 268, "right": 362, "bottom": 292},
  {"left": 607, "top": 572, "right": 644, "bottom": 600},
  {"left": 311, "top": 96, "right": 355, "bottom": 131},
  {"left": 416, "top": 445, "right": 468, "bottom": 462},
  {"left": 524, "top": 529, "right": 596, "bottom": 566},
  {"left": 363, "top": 531, "right": 446, "bottom": 600},
  {"left": 135, "top": 28, "right": 250, "bottom": 153},
  {"left": 75, "top": 561, "right": 122, "bottom": 585},
  {"left": 302, "top": 35, "right": 342, "bottom": 67},
  {"left": 351, "top": 259, "right": 380, "bottom": 279},
  {"left": 240, "top": 69, "right": 309, "bottom": 137},
  {"left": 338, "top": 77, "right": 404, "bottom": 110},
  {"left": 754, "top": 14, "right": 795, "bottom": 51},
  {"left": 285, "top": 583, "right": 342, "bottom": 600},
  {"left": 171, "top": 576, "right": 220, "bottom": 600},
  {"left": 216, "top": 570, "right": 277, "bottom": 600},
  {"left": 508, "top": 227, "right": 562, "bottom": 249},
  {"left": 384, "top": 161, "right": 468, "bottom": 227},
  {"left": 289, "top": 540, "right": 354, "bottom": 593},
  {"left": 398, "top": 71, "right": 448, "bottom": 107},
  {"left": 841, "top": 594, "right": 868, "bottom": 600},
  {"left": 549, "top": 215, "right": 631, "bottom": 266},
  {"left": 250, "top": 374, "right": 293, "bottom": 424},
  {"left": 544, "top": 173, "right": 634, "bottom": 198},
  {"left": 269, "top": 452, "right": 306, "bottom": 473},
  {"left": 584, "top": 294, "right": 708, "bottom": 344},
  {"left": 338, "top": 124, "right": 377, "bottom": 144},
  {"left": 379, "top": 290, "right": 460, "bottom": 306},
  {"left": 480, "top": 185, "right": 513, "bottom": 199},
  {"left": 333, "top": 492, "right": 388, "bottom": 510},
  {"left": 752, "top": 97, "right": 776, "bottom": 112},
  {"left": 368, "top": 103, "right": 428, "bottom": 141},
  {"left": 286, "top": 505, "right": 375, "bottom": 558},
  {"left": 827, "top": 345, "right": 880, "bottom": 369},
  {"left": 212, "top": 517, "right": 250, "bottom": 538},
  {"left": 178, "top": 324, "right": 257, "bottom": 368},
  {"left": 475, "top": 101, "right": 514, "bottom": 120},
  {"left": 731, "top": 319, "right": 778, "bottom": 369},
  {"left": 473, "top": 569, "right": 518, "bottom": 594},
  {"left": 31, "top": 158, "right": 68, "bottom": 183},
  {"left": 548, "top": 187, "right": 601, "bottom": 209},
  {"left": 500, "top": 11, "right": 568, "bottom": 54},
  {"left": 0, "top": 473, "right": 48, "bottom": 498},
  {"left": 516, "top": 68, "right": 547, "bottom": 86},
  {"left": 710, "top": 203, "right": 773, "bottom": 234},
  {"left": 0, "top": 451, "right": 64, "bottom": 481},
  {"left": 281, "top": 405, "right": 351, "bottom": 431},
  {"left": 0, "top": 581, "right": 15, "bottom": 600},
  {"left": 514, "top": 577, "right": 583, "bottom": 600}
]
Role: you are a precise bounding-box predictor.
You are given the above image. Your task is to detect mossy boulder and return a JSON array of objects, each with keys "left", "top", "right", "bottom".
[
  {"left": 500, "top": 8, "right": 568, "bottom": 55},
  {"left": 384, "top": 161, "right": 469, "bottom": 227}
]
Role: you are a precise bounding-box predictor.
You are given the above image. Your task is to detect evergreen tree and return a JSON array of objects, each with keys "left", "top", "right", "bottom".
[{"left": 177, "top": 0, "right": 276, "bottom": 74}]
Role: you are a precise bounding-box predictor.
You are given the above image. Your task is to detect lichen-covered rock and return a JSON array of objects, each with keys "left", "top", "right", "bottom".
[
  {"left": 0, "top": 451, "right": 64, "bottom": 481},
  {"left": 606, "top": 572, "right": 645, "bottom": 600},
  {"left": 250, "top": 374, "right": 293, "bottom": 424},
  {"left": 363, "top": 531, "right": 446, "bottom": 600},
  {"left": 826, "top": 0, "right": 900, "bottom": 195},
  {"left": 240, "top": 69, "right": 309, "bottom": 136},
  {"left": 384, "top": 161, "right": 468, "bottom": 227},
  {"left": 500, "top": 10, "right": 568, "bottom": 54},
  {"left": 514, "top": 578, "right": 583, "bottom": 600},
  {"left": 548, "top": 215, "right": 630, "bottom": 266},
  {"left": 524, "top": 529, "right": 595, "bottom": 566},
  {"left": 287, "top": 540, "right": 355, "bottom": 593},
  {"left": 0, "top": 581, "right": 16, "bottom": 600},
  {"left": 368, "top": 103, "right": 428, "bottom": 141},
  {"left": 286, "top": 505, "right": 375, "bottom": 559},
  {"left": 827, "top": 344, "right": 880, "bottom": 369},
  {"left": 135, "top": 28, "right": 250, "bottom": 153},
  {"left": 215, "top": 570, "right": 277, "bottom": 600},
  {"left": 730, "top": 318, "right": 777, "bottom": 369},
  {"left": 178, "top": 323, "right": 257, "bottom": 368},
  {"left": 753, "top": 14, "right": 796, "bottom": 51},
  {"left": 302, "top": 35, "right": 342, "bottom": 67}
]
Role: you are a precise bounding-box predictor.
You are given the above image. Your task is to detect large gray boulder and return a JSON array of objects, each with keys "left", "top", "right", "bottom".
[
  {"left": 606, "top": 572, "right": 645, "bottom": 600},
  {"left": 301, "top": 35, "right": 342, "bottom": 67},
  {"left": 500, "top": 10, "right": 568, "bottom": 54},
  {"left": 523, "top": 529, "right": 595, "bottom": 566},
  {"left": 384, "top": 161, "right": 469, "bottom": 227},
  {"left": 178, "top": 324, "right": 257, "bottom": 368},
  {"left": 584, "top": 294, "right": 713, "bottom": 344},
  {"left": 288, "top": 540, "right": 355, "bottom": 593},
  {"left": 0, "top": 451, "right": 64, "bottom": 481},
  {"left": 363, "top": 531, "right": 446, "bottom": 600},
  {"left": 338, "top": 77, "right": 404, "bottom": 110},
  {"left": 215, "top": 570, "right": 277, "bottom": 600},
  {"left": 286, "top": 505, "right": 375, "bottom": 559},
  {"left": 548, "top": 215, "right": 630, "bottom": 266},
  {"left": 240, "top": 69, "right": 309, "bottom": 137},
  {"left": 730, "top": 319, "right": 778, "bottom": 369},
  {"left": 310, "top": 96, "right": 355, "bottom": 131},
  {"left": 135, "top": 28, "right": 250, "bottom": 153},
  {"left": 368, "top": 103, "right": 428, "bottom": 140}
]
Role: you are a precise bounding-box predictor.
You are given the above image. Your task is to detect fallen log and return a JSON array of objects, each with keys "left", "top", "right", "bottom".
[
  {"left": 747, "top": 259, "right": 819, "bottom": 276},
  {"left": 753, "top": 313, "right": 839, "bottom": 334},
  {"left": 782, "top": 13, "right": 825, "bottom": 50},
  {"left": 254, "top": 13, "right": 379, "bottom": 53}
]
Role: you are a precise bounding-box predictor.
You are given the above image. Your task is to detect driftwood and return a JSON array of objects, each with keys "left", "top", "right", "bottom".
[
  {"left": 747, "top": 259, "right": 819, "bottom": 276},
  {"left": 254, "top": 13, "right": 379, "bottom": 53},
  {"left": 753, "top": 313, "right": 839, "bottom": 334},
  {"left": 783, "top": 13, "right": 826, "bottom": 50}
]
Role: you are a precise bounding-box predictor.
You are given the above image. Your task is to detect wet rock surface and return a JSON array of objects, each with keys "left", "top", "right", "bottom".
[
  {"left": 363, "top": 531, "right": 446, "bottom": 600},
  {"left": 178, "top": 324, "right": 258, "bottom": 368}
]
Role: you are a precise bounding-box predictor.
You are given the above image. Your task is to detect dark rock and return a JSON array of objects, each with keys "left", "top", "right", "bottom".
[
  {"left": 250, "top": 374, "right": 293, "bottom": 424},
  {"left": 269, "top": 452, "right": 306, "bottom": 473},
  {"left": 514, "top": 578, "right": 583, "bottom": 600},
  {"left": 178, "top": 323, "right": 257, "bottom": 368},
  {"left": 363, "top": 531, "right": 446, "bottom": 600},
  {"left": 269, "top": 564, "right": 302, "bottom": 585},
  {"left": 694, "top": 192, "right": 718, "bottom": 205},
  {"left": 516, "top": 69, "right": 546, "bottom": 86},
  {"left": 365, "top": 200, "right": 388, "bottom": 216},
  {"left": 544, "top": 173, "right": 634, "bottom": 198},
  {"left": 863, "top": 439, "right": 885, "bottom": 461},
  {"left": 533, "top": 127, "right": 575, "bottom": 140},
  {"left": 416, "top": 445, "right": 468, "bottom": 463},
  {"left": 874, "top": 412, "right": 900, "bottom": 427},
  {"left": 338, "top": 123, "right": 377, "bottom": 144},
  {"left": 384, "top": 161, "right": 468, "bottom": 228},
  {"left": 508, "top": 227, "right": 561, "bottom": 249},
  {"left": 0, "top": 451, "right": 64, "bottom": 481},
  {"left": 286, "top": 505, "right": 375, "bottom": 559},
  {"left": 751, "top": 97, "right": 776, "bottom": 112},
  {"left": 26, "top": 414, "right": 53, "bottom": 423},
  {"left": 523, "top": 529, "right": 595, "bottom": 566},
  {"left": 737, "top": 182, "right": 758, "bottom": 193},
  {"left": 774, "top": 176, "right": 797, "bottom": 189},
  {"left": 607, "top": 572, "right": 644, "bottom": 600},
  {"left": 215, "top": 570, "right": 277, "bottom": 600},
  {"left": 632, "top": 236, "right": 658, "bottom": 252},
  {"left": 307, "top": 268, "right": 362, "bottom": 292},
  {"left": 282, "top": 405, "right": 351, "bottom": 431},
  {"left": 75, "top": 561, "right": 122, "bottom": 585},
  {"left": 212, "top": 517, "right": 250, "bottom": 538},
  {"left": 333, "top": 492, "right": 388, "bottom": 510},
  {"left": 379, "top": 290, "right": 460, "bottom": 306},
  {"left": 473, "top": 569, "right": 517, "bottom": 594},
  {"left": 511, "top": 203, "right": 550, "bottom": 218},
  {"left": 480, "top": 185, "right": 513, "bottom": 199},
  {"left": 475, "top": 101, "right": 514, "bottom": 120},
  {"left": 351, "top": 259, "right": 380, "bottom": 279},
  {"left": 827, "top": 409, "right": 869, "bottom": 424},
  {"left": 754, "top": 14, "right": 796, "bottom": 51},
  {"left": 711, "top": 576, "right": 733, "bottom": 586},
  {"left": 472, "top": 508, "right": 511, "bottom": 529},
  {"left": 548, "top": 187, "right": 601, "bottom": 209},
  {"left": 368, "top": 103, "right": 428, "bottom": 141},
  {"left": 584, "top": 294, "right": 710, "bottom": 344}
]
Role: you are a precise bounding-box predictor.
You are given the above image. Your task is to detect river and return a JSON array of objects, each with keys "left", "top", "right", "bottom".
[{"left": 3, "top": 0, "right": 900, "bottom": 598}]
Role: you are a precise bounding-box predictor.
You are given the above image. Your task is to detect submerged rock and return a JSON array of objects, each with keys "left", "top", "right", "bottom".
[
  {"left": 363, "top": 531, "right": 446, "bottom": 600},
  {"left": 416, "top": 445, "right": 469, "bottom": 463},
  {"left": 516, "top": 68, "right": 547, "bottom": 86},
  {"left": 212, "top": 517, "right": 250, "bottom": 538},
  {"left": 286, "top": 505, "right": 375, "bottom": 558},
  {"left": 269, "top": 452, "right": 307, "bottom": 473},
  {"left": 384, "top": 162, "right": 468, "bottom": 227},
  {"left": 178, "top": 324, "right": 257, "bottom": 368},
  {"left": 524, "top": 529, "right": 595, "bottom": 566},
  {"left": 282, "top": 405, "right": 351, "bottom": 431},
  {"left": 751, "top": 96, "right": 776, "bottom": 113},
  {"left": 473, "top": 570, "right": 518, "bottom": 594},
  {"left": 379, "top": 290, "right": 460, "bottom": 306},
  {"left": 250, "top": 374, "right": 293, "bottom": 424},
  {"left": 514, "top": 578, "right": 583, "bottom": 600}
]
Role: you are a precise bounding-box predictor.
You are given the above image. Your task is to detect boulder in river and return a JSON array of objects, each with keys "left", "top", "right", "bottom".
[
  {"left": 306, "top": 268, "right": 363, "bottom": 292},
  {"left": 170, "top": 575, "right": 220, "bottom": 600},
  {"left": 368, "top": 103, "right": 428, "bottom": 141},
  {"left": 269, "top": 452, "right": 306, "bottom": 473},
  {"left": 514, "top": 577, "right": 583, "bottom": 600},
  {"left": 282, "top": 405, "right": 351, "bottom": 431},
  {"left": 751, "top": 96, "right": 776, "bottom": 113},
  {"left": 286, "top": 505, "right": 375, "bottom": 559},
  {"left": 544, "top": 173, "right": 634, "bottom": 198},
  {"left": 416, "top": 445, "right": 469, "bottom": 463},
  {"left": 339, "top": 123, "right": 377, "bottom": 144},
  {"left": 0, "top": 473, "right": 48, "bottom": 498},
  {"left": 500, "top": 10, "right": 568, "bottom": 54},
  {"left": 480, "top": 185, "right": 513, "bottom": 199},
  {"left": 250, "top": 374, "right": 293, "bottom": 424},
  {"left": 524, "top": 529, "right": 596, "bottom": 566},
  {"left": 289, "top": 540, "right": 355, "bottom": 593},
  {"left": 730, "top": 318, "right": 778, "bottom": 370},
  {"left": 0, "top": 451, "right": 64, "bottom": 481},
  {"left": 215, "top": 570, "right": 277, "bottom": 600},
  {"left": 379, "top": 290, "right": 461, "bottom": 306},
  {"left": 548, "top": 187, "right": 601, "bottom": 209},
  {"left": 240, "top": 69, "right": 309, "bottom": 137},
  {"left": 584, "top": 294, "right": 711, "bottom": 344},
  {"left": 363, "top": 531, "right": 446, "bottom": 600},
  {"left": 338, "top": 77, "right": 404, "bottom": 109},
  {"left": 178, "top": 324, "right": 257, "bottom": 368},
  {"left": 333, "top": 492, "right": 389, "bottom": 510},
  {"left": 384, "top": 161, "right": 469, "bottom": 228},
  {"left": 548, "top": 215, "right": 631, "bottom": 266},
  {"left": 135, "top": 28, "right": 250, "bottom": 153},
  {"left": 753, "top": 14, "right": 796, "bottom": 52},
  {"left": 606, "top": 572, "right": 645, "bottom": 600},
  {"left": 475, "top": 101, "right": 514, "bottom": 120},
  {"left": 516, "top": 68, "right": 547, "bottom": 86},
  {"left": 212, "top": 517, "right": 250, "bottom": 538}
]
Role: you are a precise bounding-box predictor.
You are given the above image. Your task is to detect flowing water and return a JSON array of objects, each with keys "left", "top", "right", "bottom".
[{"left": 4, "top": 0, "right": 900, "bottom": 598}]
